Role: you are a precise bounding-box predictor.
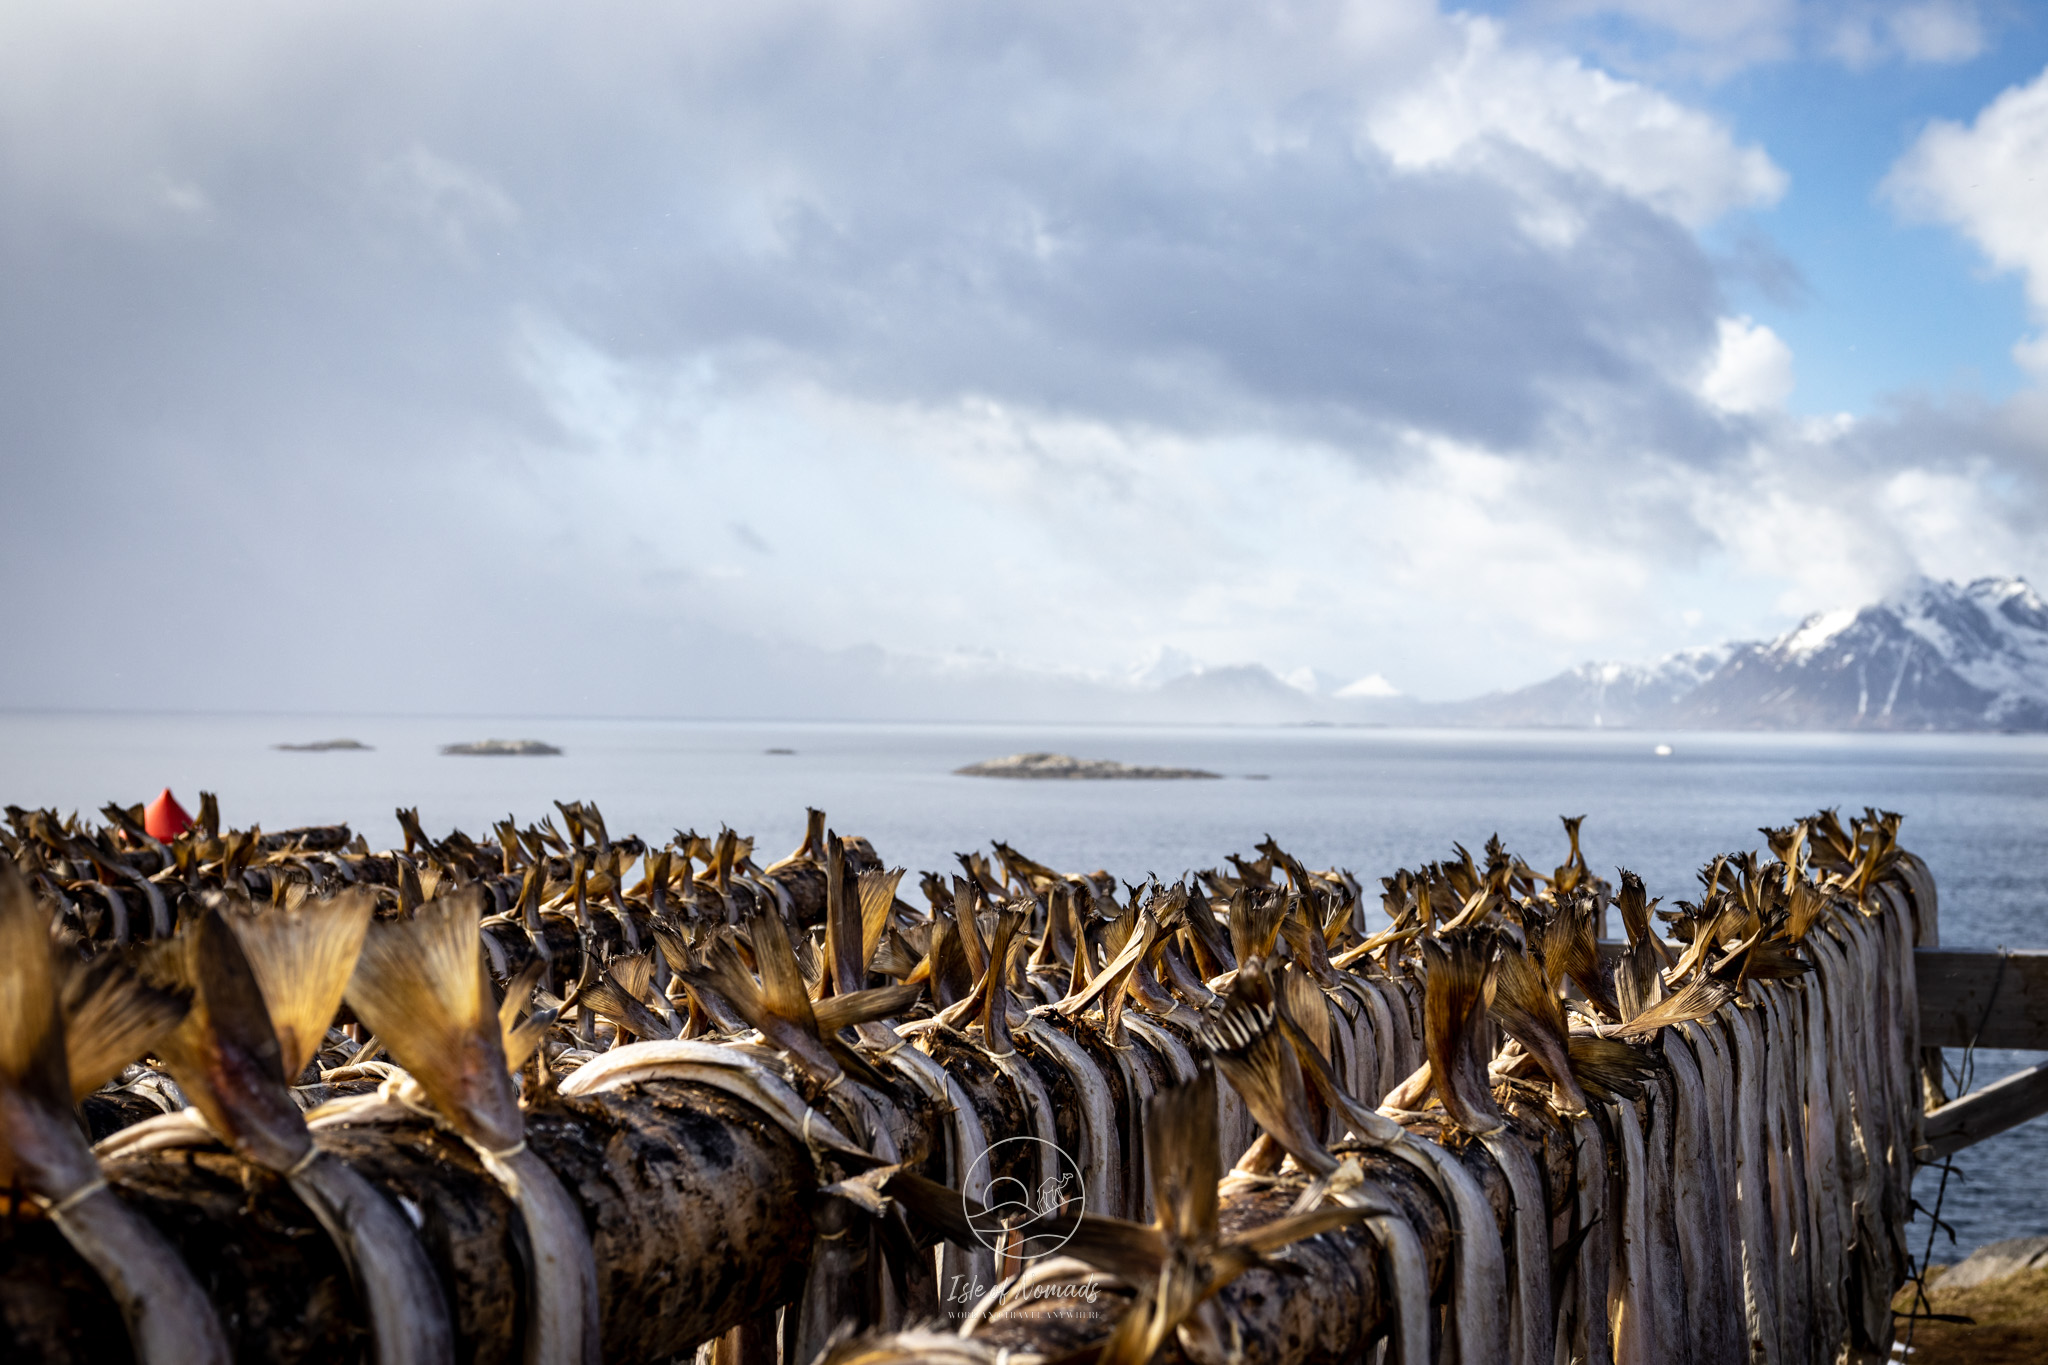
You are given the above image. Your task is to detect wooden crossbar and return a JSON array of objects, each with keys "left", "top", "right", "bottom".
[
  {"left": 1912, "top": 946, "right": 2048, "bottom": 1156},
  {"left": 1922, "top": 1060, "right": 2048, "bottom": 1158},
  {"left": 1916, "top": 947, "right": 2048, "bottom": 1050}
]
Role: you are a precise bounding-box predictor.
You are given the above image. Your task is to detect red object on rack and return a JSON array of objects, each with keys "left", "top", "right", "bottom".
[{"left": 144, "top": 788, "right": 193, "bottom": 841}]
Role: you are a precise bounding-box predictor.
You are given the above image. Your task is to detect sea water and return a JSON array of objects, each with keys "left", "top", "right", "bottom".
[{"left": 3, "top": 710, "right": 2045, "bottom": 1258}]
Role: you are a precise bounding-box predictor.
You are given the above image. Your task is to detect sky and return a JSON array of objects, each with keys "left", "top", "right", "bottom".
[{"left": 5, "top": 0, "right": 2048, "bottom": 716}]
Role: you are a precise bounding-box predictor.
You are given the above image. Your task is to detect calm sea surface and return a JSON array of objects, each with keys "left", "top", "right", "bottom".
[{"left": 4, "top": 711, "right": 2045, "bottom": 1259}]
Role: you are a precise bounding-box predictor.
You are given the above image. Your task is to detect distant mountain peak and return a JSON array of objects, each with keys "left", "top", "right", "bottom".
[
  {"left": 1473, "top": 575, "right": 2048, "bottom": 732},
  {"left": 1776, "top": 606, "right": 1862, "bottom": 663},
  {"left": 1336, "top": 672, "right": 1401, "bottom": 699},
  {"left": 1128, "top": 645, "right": 1200, "bottom": 689},
  {"left": 1458, "top": 641, "right": 1732, "bottom": 728}
]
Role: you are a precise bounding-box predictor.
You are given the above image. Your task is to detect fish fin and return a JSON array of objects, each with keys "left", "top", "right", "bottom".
[
  {"left": 1785, "top": 879, "right": 1827, "bottom": 943},
  {"left": 1063, "top": 902, "right": 1096, "bottom": 999},
  {"left": 1061, "top": 1215, "right": 1171, "bottom": 1289},
  {"left": 498, "top": 958, "right": 547, "bottom": 1036},
  {"left": 812, "top": 982, "right": 924, "bottom": 1036},
  {"left": 579, "top": 971, "right": 674, "bottom": 1042},
  {"left": 1421, "top": 931, "right": 1504, "bottom": 1132},
  {"left": 1226, "top": 1201, "right": 1371, "bottom": 1256},
  {"left": 222, "top": 888, "right": 374, "bottom": 1079},
  {"left": 1275, "top": 995, "right": 1407, "bottom": 1144},
  {"left": 1227, "top": 886, "right": 1285, "bottom": 966},
  {"left": 0, "top": 857, "right": 68, "bottom": 1104},
  {"left": 951, "top": 877, "right": 988, "bottom": 978},
  {"left": 971, "top": 907, "right": 1027, "bottom": 1051},
  {"left": 1565, "top": 1036, "right": 1656, "bottom": 1101},
  {"left": 924, "top": 913, "right": 974, "bottom": 1008},
  {"left": 346, "top": 888, "right": 522, "bottom": 1148},
  {"left": 192, "top": 903, "right": 289, "bottom": 1086},
  {"left": 1488, "top": 943, "right": 1587, "bottom": 1113},
  {"left": 1277, "top": 965, "right": 1331, "bottom": 1061},
  {"left": 1056, "top": 908, "right": 1156, "bottom": 1043},
  {"left": 1561, "top": 814, "right": 1586, "bottom": 867},
  {"left": 1551, "top": 1213, "right": 1597, "bottom": 1304},
  {"left": 59, "top": 953, "right": 188, "bottom": 1102},
  {"left": 1609, "top": 975, "right": 1734, "bottom": 1040},
  {"left": 504, "top": 1007, "right": 556, "bottom": 1072},
  {"left": 650, "top": 923, "right": 693, "bottom": 974},
  {"left": 748, "top": 907, "right": 821, "bottom": 1034},
  {"left": 610, "top": 952, "right": 655, "bottom": 1004},
  {"left": 1544, "top": 890, "right": 1621, "bottom": 1020},
  {"left": 1736, "top": 938, "right": 1812, "bottom": 982},
  {"left": 1199, "top": 958, "right": 1335, "bottom": 1176},
  {"left": 1613, "top": 869, "right": 1657, "bottom": 951},
  {"left": 856, "top": 868, "right": 905, "bottom": 976},
  {"left": 822, "top": 834, "right": 859, "bottom": 997},
  {"left": 1146, "top": 1068, "right": 1221, "bottom": 1246}
]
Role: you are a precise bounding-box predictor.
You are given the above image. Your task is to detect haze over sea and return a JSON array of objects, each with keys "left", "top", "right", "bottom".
[{"left": 5, "top": 710, "right": 2043, "bottom": 1258}]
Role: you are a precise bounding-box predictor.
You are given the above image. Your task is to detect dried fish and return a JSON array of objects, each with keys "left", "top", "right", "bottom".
[
  {"left": 0, "top": 799, "right": 1941, "bottom": 1365},
  {"left": 0, "top": 858, "right": 231, "bottom": 1365}
]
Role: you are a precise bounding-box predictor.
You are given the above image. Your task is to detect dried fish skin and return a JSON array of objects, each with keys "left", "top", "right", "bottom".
[
  {"left": 1759, "top": 985, "right": 1815, "bottom": 1364},
  {"left": 1662, "top": 1047, "right": 1728, "bottom": 1358},
  {"left": 1673, "top": 1021, "right": 1745, "bottom": 1365},
  {"left": 1720, "top": 1006, "right": 1781, "bottom": 1365},
  {"left": 1475, "top": 1124, "right": 1552, "bottom": 1365},
  {"left": 1607, "top": 1097, "right": 1660, "bottom": 1365},
  {"left": 1563, "top": 1110, "right": 1616, "bottom": 1365}
]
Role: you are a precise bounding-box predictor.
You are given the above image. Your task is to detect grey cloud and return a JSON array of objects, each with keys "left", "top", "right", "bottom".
[
  {"left": 729, "top": 522, "right": 773, "bottom": 555},
  {"left": 0, "top": 2, "right": 1740, "bottom": 460},
  {"left": 0, "top": 0, "right": 1972, "bottom": 715}
]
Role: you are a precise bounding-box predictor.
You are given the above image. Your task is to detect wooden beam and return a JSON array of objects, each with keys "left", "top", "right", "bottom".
[
  {"left": 1916, "top": 947, "right": 2048, "bottom": 1050},
  {"left": 1921, "top": 1060, "right": 2048, "bottom": 1158}
]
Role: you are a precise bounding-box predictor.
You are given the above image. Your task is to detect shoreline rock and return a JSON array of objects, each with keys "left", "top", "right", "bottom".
[
  {"left": 953, "top": 751, "right": 1221, "bottom": 780},
  {"left": 1937, "top": 1237, "right": 2048, "bottom": 1291}
]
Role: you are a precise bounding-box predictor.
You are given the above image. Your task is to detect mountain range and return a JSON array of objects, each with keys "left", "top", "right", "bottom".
[
  {"left": 849, "top": 576, "right": 2048, "bottom": 731},
  {"left": 1455, "top": 576, "right": 2048, "bottom": 732},
  {"left": 678, "top": 576, "right": 2048, "bottom": 730}
]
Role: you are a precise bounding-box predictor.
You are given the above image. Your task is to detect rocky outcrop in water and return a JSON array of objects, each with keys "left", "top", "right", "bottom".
[
  {"left": 954, "top": 751, "right": 1220, "bottom": 779},
  {"left": 440, "top": 738, "right": 563, "bottom": 756}
]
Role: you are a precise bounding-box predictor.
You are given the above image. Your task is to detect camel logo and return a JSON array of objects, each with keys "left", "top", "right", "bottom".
[{"left": 961, "top": 1136, "right": 1083, "bottom": 1260}]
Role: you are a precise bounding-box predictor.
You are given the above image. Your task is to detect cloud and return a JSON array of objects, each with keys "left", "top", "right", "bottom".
[
  {"left": 1887, "top": 64, "right": 2048, "bottom": 372},
  {"left": 1826, "top": 2, "right": 1986, "bottom": 68},
  {"left": 0, "top": 0, "right": 2034, "bottom": 716},
  {"left": 1519, "top": 0, "right": 1798, "bottom": 78},
  {"left": 367, "top": 146, "right": 519, "bottom": 257},
  {"left": 1515, "top": 0, "right": 1987, "bottom": 78},
  {"left": 1699, "top": 316, "right": 1796, "bottom": 413},
  {"left": 1365, "top": 17, "right": 1786, "bottom": 230}
]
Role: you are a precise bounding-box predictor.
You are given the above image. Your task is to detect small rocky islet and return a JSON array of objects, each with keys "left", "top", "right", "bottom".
[
  {"left": 954, "top": 750, "right": 1221, "bottom": 779},
  {"left": 439, "top": 738, "right": 563, "bottom": 756}
]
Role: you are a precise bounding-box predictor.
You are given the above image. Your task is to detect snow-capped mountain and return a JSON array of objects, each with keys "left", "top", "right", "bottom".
[
  {"left": 1458, "top": 645, "right": 1733, "bottom": 728},
  {"left": 1669, "top": 577, "right": 2048, "bottom": 730},
  {"left": 1482, "top": 577, "right": 2048, "bottom": 731},
  {"left": 682, "top": 577, "right": 2048, "bottom": 729}
]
